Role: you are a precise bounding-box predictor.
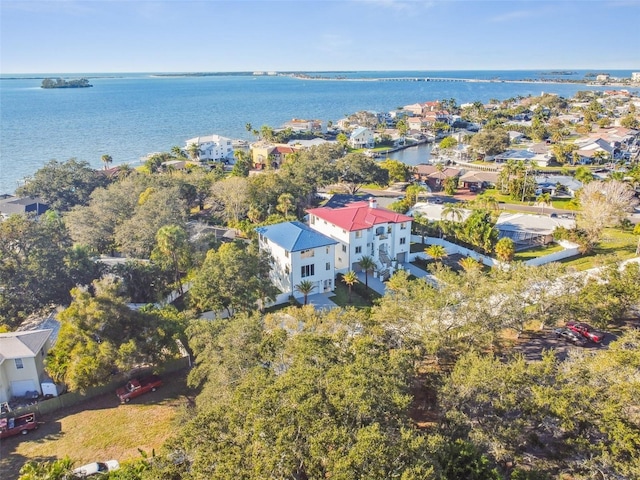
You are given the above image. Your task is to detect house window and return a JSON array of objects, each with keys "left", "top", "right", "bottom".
[
  {"left": 355, "top": 246, "right": 362, "bottom": 254},
  {"left": 400, "top": 237, "right": 406, "bottom": 245},
  {"left": 342, "top": 229, "right": 346, "bottom": 234},
  {"left": 301, "top": 264, "right": 315, "bottom": 278},
  {"left": 301, "top": 249, "right": 315, "bottom": 259},
  {"left": 310, "top": 216, "right": 315, "bottom": 224},
  {"left": 400, "top": 222, "right": 407, "bottom": 230},
  {"left": 342, "top": 245, "right": 347, "bottom": 253},
  {"left": 15, "top": 358, "right": 24, "bottom": 369},
  {"left": 326, "top": 262, "right": 331, "bottom": 270},
  {"left": 285, "top": 266, "right": 290, "bottom": 275},
  {"left": 355, "top": 230, "right": 362, "bottom": 238},
  {"left": 326, "top": 246, "right": 330, "bottom": 254},
  {"left": 285, "top": 251, "right": 289, "bottom": 258},
  {"left": 387, "top": 226, "right": 392, "bottom": 234}
]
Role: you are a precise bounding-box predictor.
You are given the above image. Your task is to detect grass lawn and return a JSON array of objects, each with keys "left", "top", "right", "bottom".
[
  {"left": 329, "top": 282, "right": 375, "bottom": 308},
  {"left": 0, "top": 370, "right": 194, "bottom": 479},
  {"left": 558, "top": 228, "right": 639, "bottom": 271},
  {"left": 551, "top": 198, "right": 579, "bottom": 210},
  {"left": 513, "top": 243, "right": 565, "bottom": 262}
]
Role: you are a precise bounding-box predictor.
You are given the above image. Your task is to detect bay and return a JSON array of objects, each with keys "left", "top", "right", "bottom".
[{"left": 0, "top": 70, "right": 633, "bottom": 194}]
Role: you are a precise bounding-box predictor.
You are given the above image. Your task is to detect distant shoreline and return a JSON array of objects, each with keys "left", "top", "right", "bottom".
[{"left": 285, "top": 73, "right": 639, "bottom": 88}]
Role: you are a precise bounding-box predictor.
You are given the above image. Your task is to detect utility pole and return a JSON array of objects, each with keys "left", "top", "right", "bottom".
[{"left": 521, "top": 166, "right": 528, "bottom": 203}]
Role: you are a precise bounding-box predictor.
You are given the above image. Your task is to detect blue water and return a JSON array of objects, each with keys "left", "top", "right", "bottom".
[{"left": 1, "top": 70, "right": 635, "bottom": 194}]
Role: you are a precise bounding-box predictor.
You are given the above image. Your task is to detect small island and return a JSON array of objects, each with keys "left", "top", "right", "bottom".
[{"left": 41, "top": 77, "right": 93, "bottom": 89}]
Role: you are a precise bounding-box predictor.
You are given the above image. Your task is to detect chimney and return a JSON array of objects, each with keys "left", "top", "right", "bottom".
[{"left": 368, "top": 197, "right": 377, "bottom": 209}]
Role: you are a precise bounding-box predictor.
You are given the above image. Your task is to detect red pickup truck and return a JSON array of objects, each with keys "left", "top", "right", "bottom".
[
  {"left": 116, "top": 375, "right": 162, "bottom": 403},
  {"left": 0, "top": 413, "right": 38, "bottom": 439}
]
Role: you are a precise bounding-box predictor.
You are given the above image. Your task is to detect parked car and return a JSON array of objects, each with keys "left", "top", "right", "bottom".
[
  {"left": 116, "top": 375, "right": 163, "bottom": 403},
  {"left": 0, "top": 412, "right": 38, "bottom": 439},
  {"left": 554, "top": 327, "right": 587, "bottom": 346},
  {"left": 566, "top": 321, "right": 605, "bottom": 343},
  {"left": 72, "top": 460, "right": 119, "bottom": 477}
]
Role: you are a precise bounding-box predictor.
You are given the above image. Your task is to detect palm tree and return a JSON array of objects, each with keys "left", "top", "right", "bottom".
[
  {"left": 425, "top": 244, "right": 447, "bottom": 264},
  {"left": 101, "top": 154, "right": 113, "bottom": 170},
  {"left": 358, "top": 255, "right": 376, "bottom": 289},
  {"left": 187, "top": 143, "right": 200, "bottom": 162},
  {"left": 294, "top": 280, "right": 316, "bottom": 306},
  {"left": 458, "top": 256, "right": 482, "bottom": 272},
  {"left": 342, "top": 271, "right": 358, "bottom": 304},
  {"left": 116, "top": 163, "right": 133, "bottom": 180},
  {"left": 536, "top": 192, "right": 552, "bottom": 214},
  {"left": 171, "top": 145, "right": 185, "bottom": 158},
  {"left": 442, "top": 203, "right": 464, "bottom": 223},
  {"left": 476, "top": 193, "right": 500, "bottom": 212},
  {"left": 276, "top": 193, "right": 295, "bottom": 217}
]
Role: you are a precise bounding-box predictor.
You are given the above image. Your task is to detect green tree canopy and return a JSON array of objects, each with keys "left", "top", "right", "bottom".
[
  {"left": 16, "top": 159, "right": 110, "bottom": 212},
  {"left": 335, "top": 153, "right": 389, "bottom": 194},
  {"left": 46, "top": 278, "right": 188, "bottom": 391},
  {"left": 188, "top": 241, "right": 277, "bottom": 317}
]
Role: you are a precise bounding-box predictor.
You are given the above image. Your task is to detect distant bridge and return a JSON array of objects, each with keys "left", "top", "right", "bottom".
[{"left": 377, "top": 77, "right": 496, "bottom": 83}]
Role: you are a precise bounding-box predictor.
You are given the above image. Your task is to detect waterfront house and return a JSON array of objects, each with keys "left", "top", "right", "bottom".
[
  {"left": 413, "top": 165, "right": 462, "bottom": 191},
  {"left": 349, "top": 127, "right": 375, "bottom": 149},
  {"left": 256, "top": 221, "right": 337, "bottom": 300},
  {"left": 403, "top": 101, "right": 441, "bottom": 116},
  {"left": 307, "top": 198, "right": 412, "bottom": 276},
  {"left": 185, "top": 134, "right": 234, "bottom": 162},
  {"left": 0, "top": 329, "right": 53, "bottom": 403},
  {"left": 282, "top": 118, "right": 324, "bottom": 133},
  {"left": 492, "top": 149, "right": 551, "bottom": 166}
]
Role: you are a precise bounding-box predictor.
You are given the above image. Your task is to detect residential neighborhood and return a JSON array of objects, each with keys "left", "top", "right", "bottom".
[{"left": 2, "top": 84, "right": 640, "bottom": 480}]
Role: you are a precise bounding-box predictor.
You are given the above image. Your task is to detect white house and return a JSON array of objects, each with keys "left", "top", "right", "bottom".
[
  {"left": 185, "top": 134, "right": 235, "bottom": 162},
  {"left": 307, "top": 198, "right": 413, "bottom": 276},
  {"left": 256, "top": 221, "right": 337, "bottom": 300},
  {"left": 348, "top": 127, "right": 374, "bottom": 149},
  {"left": 0, "top": 329, "right": 53, "bottom": 403}
]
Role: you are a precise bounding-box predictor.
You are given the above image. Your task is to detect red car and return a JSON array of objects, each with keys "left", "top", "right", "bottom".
[
  {"left": 116, "top": 375, "right": 162, "bottom": 403},
  {"left": 0, "top": 413, "right": 38, "bottom": 439},
  {"left": 566, "top": 321, "right": 605, "bottom": 343}
]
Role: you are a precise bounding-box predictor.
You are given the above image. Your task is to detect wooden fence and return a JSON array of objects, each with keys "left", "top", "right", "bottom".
[{"left": 7, "top": 356, "right": 190, "bottom": 418}]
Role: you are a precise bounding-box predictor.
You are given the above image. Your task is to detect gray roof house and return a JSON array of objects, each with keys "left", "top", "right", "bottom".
[
  {"left": 535, "top": 175, "right": 583, "bottom": 197},
  {"left": 0, "top": 329, "right": 53, "bottom": 402},
  {"left": 256, "top": 221, "right": 338, "bottom": 300},
  {"left": 0, "top": 196, "right": 49, "bottom": 218},
  {"left": 495, "top": 213, "right": 575, "bottom": 249}
]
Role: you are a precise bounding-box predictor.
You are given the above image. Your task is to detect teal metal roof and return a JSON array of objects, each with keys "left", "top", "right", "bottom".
[{"left": 256, "top": 221, "right": 337, "bottom": 252}]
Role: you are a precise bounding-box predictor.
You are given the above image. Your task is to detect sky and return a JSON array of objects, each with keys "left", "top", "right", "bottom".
[{"left": 1, "top": 0, "right": 639, "bottom": 74}]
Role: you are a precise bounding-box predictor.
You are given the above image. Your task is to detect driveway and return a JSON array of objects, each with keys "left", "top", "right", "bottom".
[{"left": 307, "top": 292, "right": 339, "bottom": 311}]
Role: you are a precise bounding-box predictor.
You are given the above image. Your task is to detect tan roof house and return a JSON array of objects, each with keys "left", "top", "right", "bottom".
[
  {"left": 282, "top": 118, "right": 324, "bottom": 133},
  {"left": 0, "top": 329, "right": 53, "bottom": 403}
]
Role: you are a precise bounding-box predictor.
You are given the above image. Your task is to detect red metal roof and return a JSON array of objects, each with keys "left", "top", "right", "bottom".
[{"left": 307, "top": 201, "right": 412, "bottom": 232}]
